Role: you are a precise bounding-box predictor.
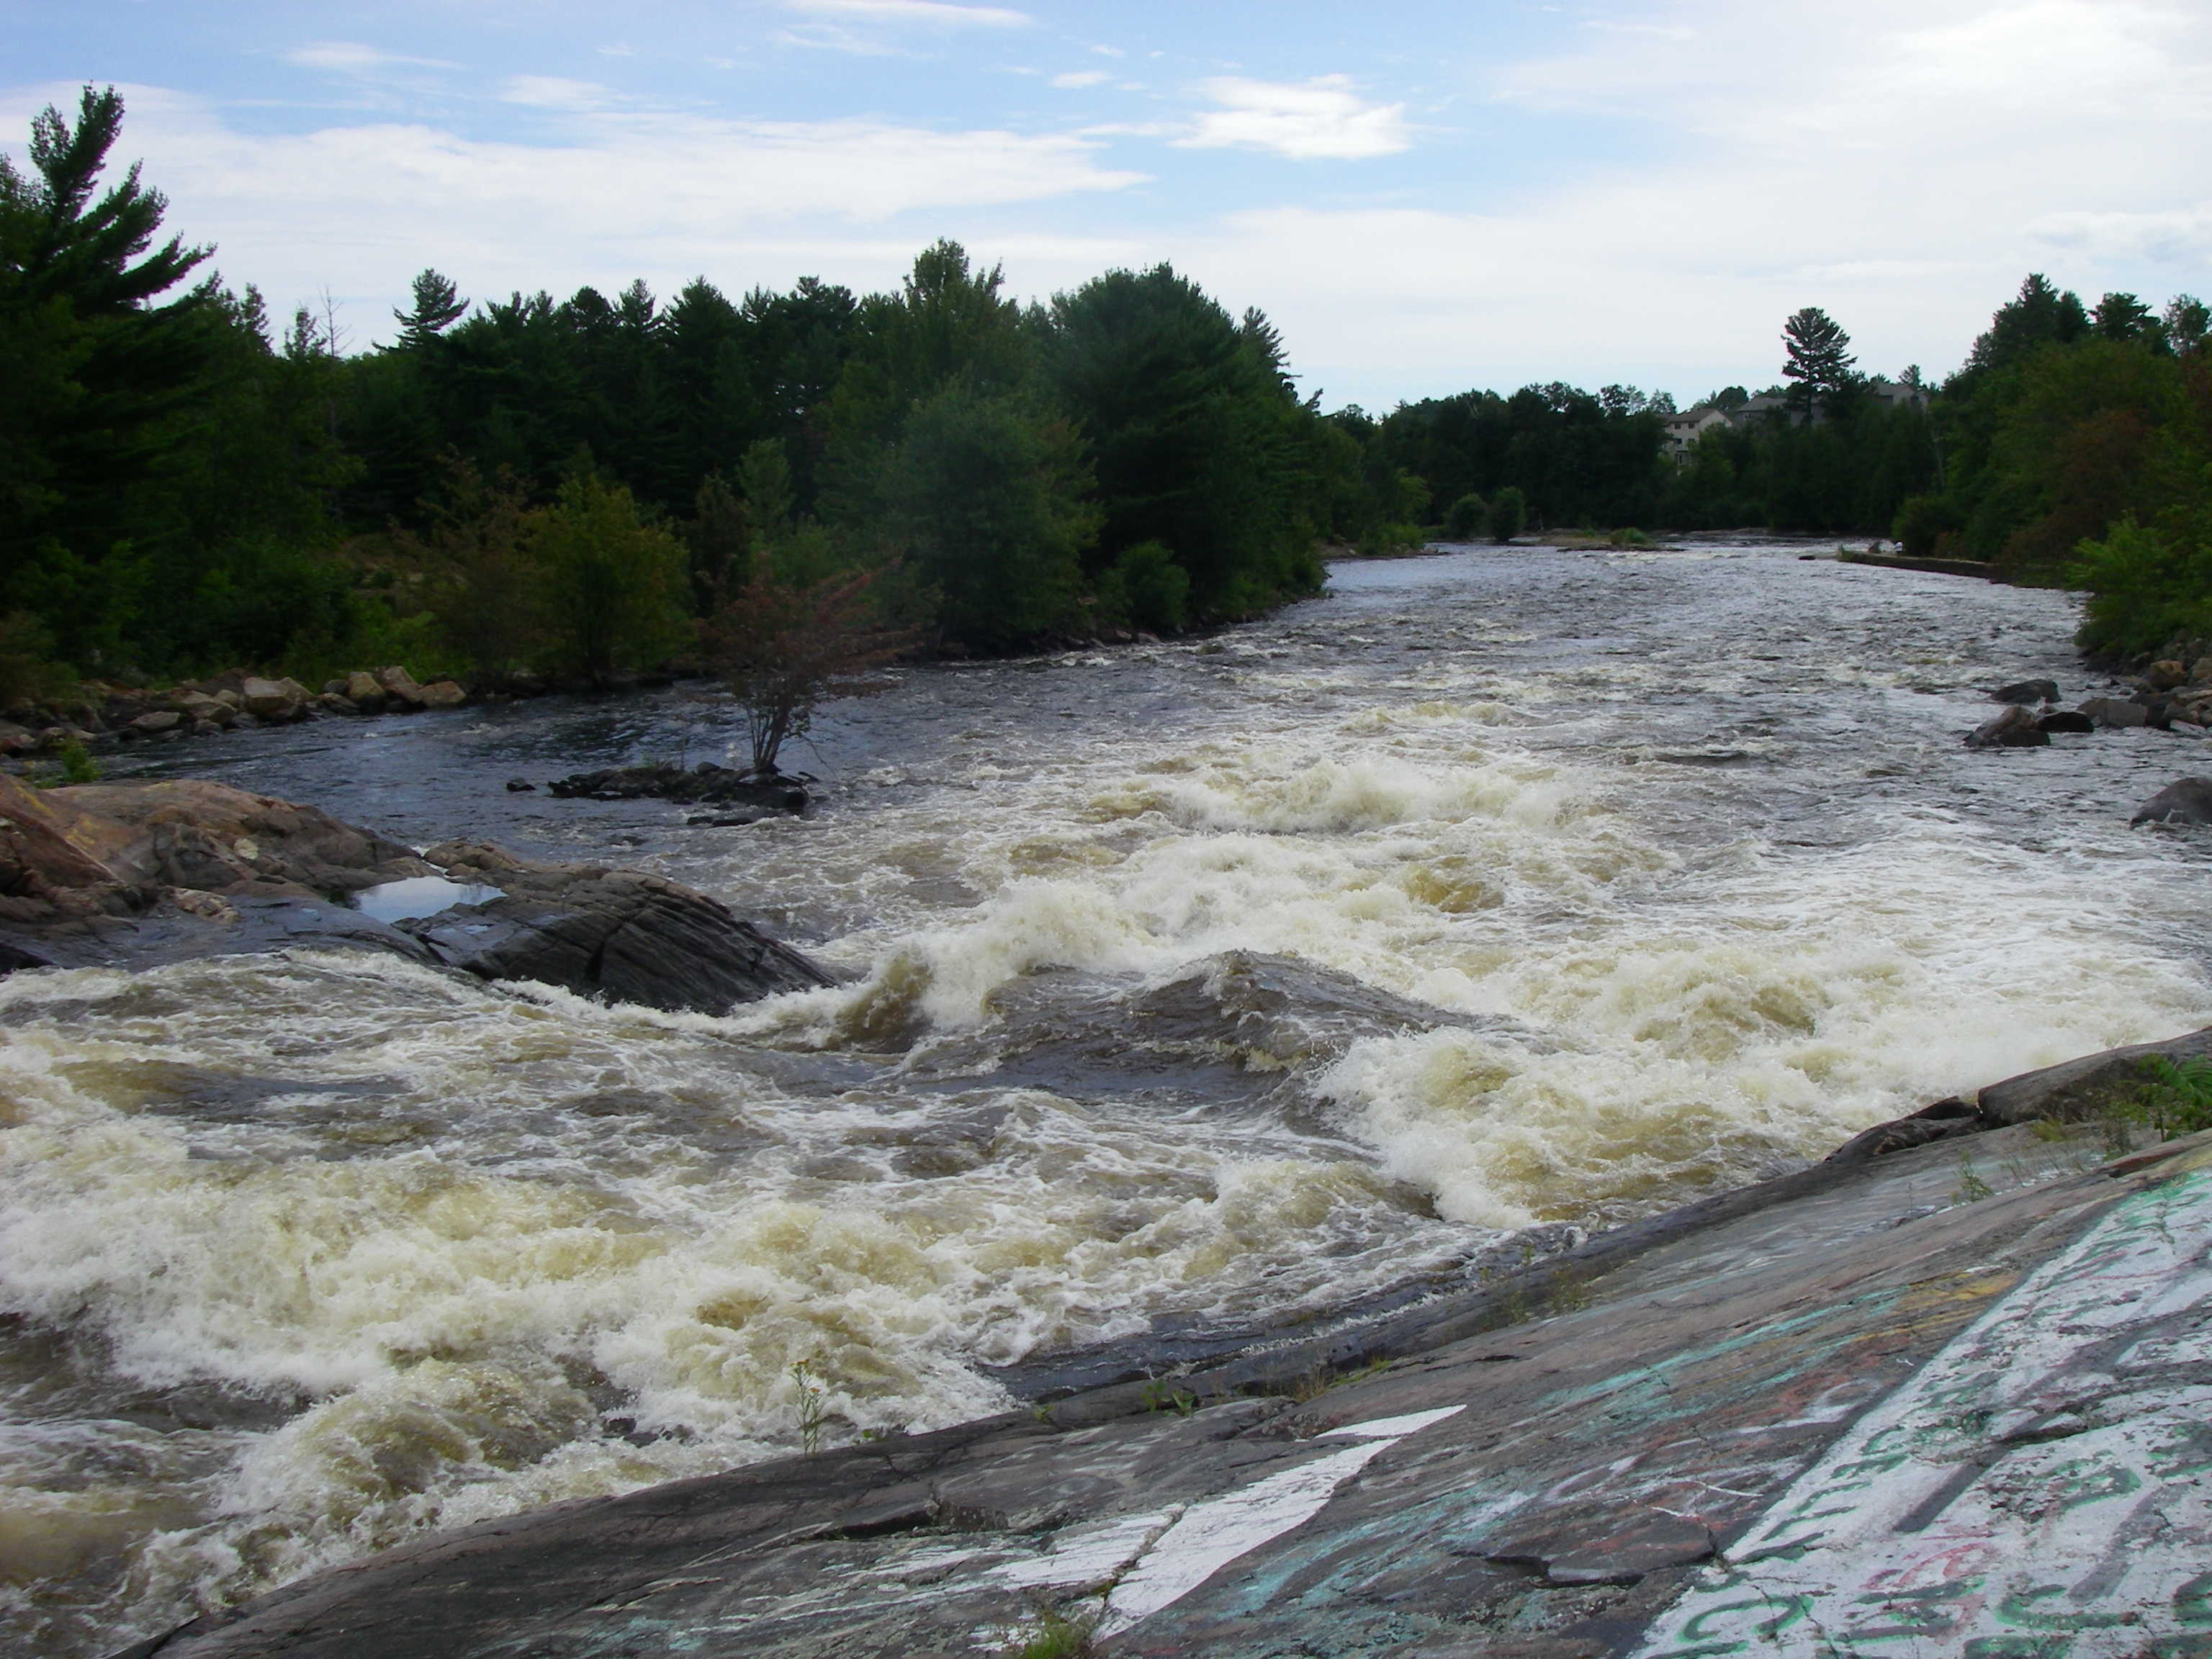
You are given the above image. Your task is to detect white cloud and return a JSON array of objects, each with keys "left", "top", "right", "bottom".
[
  {"left": 2029, "top": 207, "right": 2212, "bottom": 264},
  {"left": 1050, "top": 71, "right": 1111, "bottom": 89},
  {"left": 284, "top": 42, "right": 457, "bottom": 74},
  {"left": 1152, "top": 1, "right": 2212, "bottom": 405},
  {"left": 498, "top": 76, "right": 613, "bottom": 110},
  {"left": 1180, "top": 75, "right": 1409, "bottom": 161},
  {"left": 782, "top": 0, "right": 1030, "bottom": 26},
  {"left": 0, "top": 81, "right": 1146, "bottom": 343}
]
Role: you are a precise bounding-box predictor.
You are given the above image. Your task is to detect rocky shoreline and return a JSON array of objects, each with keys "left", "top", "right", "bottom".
[
  {"left": 104, "top": 1042, "right": 2212, "bottom": 1659},
  {"left": 0, "top": 661, "right": 695, "bottom": 765}
]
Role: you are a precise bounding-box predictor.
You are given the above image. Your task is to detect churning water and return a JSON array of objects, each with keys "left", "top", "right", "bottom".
[{"left": 6, "top": 542, "right": 2211, "bottom": 1655}]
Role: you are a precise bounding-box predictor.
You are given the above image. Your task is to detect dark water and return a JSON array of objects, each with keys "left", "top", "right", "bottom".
[{"left": 4, "top": 540, "right": 2209, "bottom": 1656}]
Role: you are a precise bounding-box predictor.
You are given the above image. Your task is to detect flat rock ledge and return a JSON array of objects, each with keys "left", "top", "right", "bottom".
[
  {"left": 0, "top": 775, "right": 830, "bottom": 1014},
  {"left": 110, "top": 1033, "right": 2212, "bottom": 1659}
]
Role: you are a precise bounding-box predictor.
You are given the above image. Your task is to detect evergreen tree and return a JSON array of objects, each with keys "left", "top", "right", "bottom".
[
  {"left": 0, "top": 84, "right": 213, "bottom": 665},
  {"left": 1780, "top": 307, "right": 1856, "bottom": 421}
]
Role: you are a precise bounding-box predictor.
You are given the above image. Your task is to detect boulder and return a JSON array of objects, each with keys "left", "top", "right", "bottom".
[
  {"left": 403, "top": 841, "right": 835, "bottom": 1014},
  {"left": 343, "top": 670, "right": 388, "bottom": 712},
  {"left": 2131, "top": 777, "right": 2212, "bottom": 827},
  {"left": 0, "top": 773, "right": 148, "bottom": 924},
  {"left": 28, "top": 779, "right": 431, "bottom": 897},
  {"left": 213, "top": 688, "right": 244, "bottom": 713},
  {"left": 2142, "top": 660, "right": 2190, "bottom": 692},
  {"left": 1988, "top": 678, "right": 2058, "bottom": 705},
  {"left": 2078, "top": 696, "right": 2151, "bottom": 729},
  {"left": 1, "top": 778, "right": 836, "bottom": 1017},
  {"left": 374, "top": 665, "right": 428, "bottom": 709},
  {"left": 2035, "top": 709, "right": 2095, "bottom": 734},
  {"left": 0, "top": 721, "right": 35, "bottom": 755},
  {"left": 315, "top": 693, "right": 361, "bottom": 716},
  {"left": 416, "top": 679, "right": 467, "bottom": 709},
  {"left": 1964, "top": 704, "right": 2049, "bottom": 748},
  {"left": 172, "top": 691, "right": 235, "bottom": 726},
  {"left": 240, "top": 676, "right": 313, "bottom": 721},
  {"left": 127, "top": 710, "right": 184, "bottom": 736},
  {"left": 2191, "top": 656, "right": 2212, "bottom": 686}
]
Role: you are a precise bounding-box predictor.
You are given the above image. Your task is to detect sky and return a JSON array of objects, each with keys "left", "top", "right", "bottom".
[{"left": 5, "top": 0, "right": 2209, "bottom": 412}]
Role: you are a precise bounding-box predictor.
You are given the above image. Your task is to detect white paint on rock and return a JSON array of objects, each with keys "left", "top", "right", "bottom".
[
  {"left": 1092, "top": 1404, "right": 1467, "bottom": 1637},
  {"left": 1632, "top": 1161, "right": 2212, "bottom": 1658}
]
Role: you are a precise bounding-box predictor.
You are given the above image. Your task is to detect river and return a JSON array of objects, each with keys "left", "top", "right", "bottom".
[{"left": 4, "top": 540, "right": 2210, "bottom": 1655}]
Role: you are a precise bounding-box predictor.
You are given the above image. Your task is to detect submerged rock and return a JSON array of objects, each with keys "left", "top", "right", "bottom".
[
  {"left": 1988, "top": 677, "right": 2058, "bottom": 704},
  {"left": 2034, "top": 709, "right": 2095, "bottom": 734},
  {"left": 546, "top": 761, "right": 808, "bottom": 814}
]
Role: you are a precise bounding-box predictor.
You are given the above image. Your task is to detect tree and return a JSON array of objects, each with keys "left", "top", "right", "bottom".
[
  {"left": 869, "top": 383, "right": 1097, "bottom": 650},
  {"left": 524, "top": 475, "right": 690, "bottom": 680},
  {"left": 706, "top": 567, "right": 904, "bottom": 775},
  {"left": 2092, "top": 292, "right": 2156, "bottom": 344},
  {"left": 1781, "top": 307, "right": 1856, "bottom": 421},
  {"left": 1046, "top": 264, "right": 1321, "bottom": 616},
  {"left": 395, "top": 269, "right": 468, "bottom": 347},
  {"left": 0, "top": 85, "right": 214, "bottom": 664},
  {"left": 1444, "top": 492, "right": 1487, "bottom": 540},
  {"left": 1487, "top": 485, "right": 1527, "bottom": 541}
]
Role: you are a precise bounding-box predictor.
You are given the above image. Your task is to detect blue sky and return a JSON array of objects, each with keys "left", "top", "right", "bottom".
[{"left": 6, "top": 1, "right": 2208, "bottom": 410}]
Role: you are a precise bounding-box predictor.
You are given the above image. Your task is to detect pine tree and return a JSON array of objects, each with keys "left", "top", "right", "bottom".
[
  {"left": 0, "top": 84, "right": 215, "bottom": 665},
  {"left": 1780, "top": 307, "right": 1856, "bottom": 422}
]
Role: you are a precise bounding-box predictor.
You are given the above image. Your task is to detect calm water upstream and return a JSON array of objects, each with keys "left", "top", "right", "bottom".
[{"left": 6, "top": 541, "right": 2211, "bottom": 1655}]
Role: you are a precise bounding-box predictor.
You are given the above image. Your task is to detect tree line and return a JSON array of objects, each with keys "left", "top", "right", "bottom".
[
  {"left": 4, "top": 86, "right": 2203, "bottom": 702},
  {"left": 1, "top": 88, "right": 1327, "bottom": 697}
]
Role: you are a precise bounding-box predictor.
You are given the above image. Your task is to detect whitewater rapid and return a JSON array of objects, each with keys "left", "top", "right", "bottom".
[{"left": 4, "top": 541, "right": 2209, "bottom": 1655}]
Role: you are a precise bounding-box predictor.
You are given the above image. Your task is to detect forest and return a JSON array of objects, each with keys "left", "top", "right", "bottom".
[{"left": 4, "top": 84, "right": 2208, "bottom": 699}]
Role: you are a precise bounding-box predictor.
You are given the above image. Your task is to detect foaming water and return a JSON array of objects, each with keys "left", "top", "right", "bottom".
[{"left": 10, "top": 541, "right": 2212, "bottom": 1653}]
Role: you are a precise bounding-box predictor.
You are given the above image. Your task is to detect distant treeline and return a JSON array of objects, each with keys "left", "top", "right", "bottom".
[{"left": 4, "top": 85, "right": 2206, "bottom": 698}]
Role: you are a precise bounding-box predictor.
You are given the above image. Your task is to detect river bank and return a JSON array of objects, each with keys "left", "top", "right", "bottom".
[
  {"left": 5, "top": 539, "right": 2211, "bottom": 1657},
  {"left": 112, "top": 1083, "right": 2212, "bottom": 1658}
]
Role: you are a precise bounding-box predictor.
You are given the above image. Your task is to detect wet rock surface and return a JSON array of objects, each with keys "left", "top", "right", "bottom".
[
  {"left": 2132, "top": 775, "right": 2212, "bottom": 826},
  {"left": 546, "top": 761, "right": 809, "bottom": 819},
  {"left": 401, "top": 841, "right": 835, "bottom": 1013},
  {"left": 118, "top": 1120, "right": 2212, "bottom": 1659},
  {"left": 0, "top": 779, "right": 830, "bottom": 1012}
]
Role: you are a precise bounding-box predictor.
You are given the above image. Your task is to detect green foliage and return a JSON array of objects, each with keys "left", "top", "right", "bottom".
[
  {"left": 0, "top": 611, "right": 73, "bottom": 710},
  {"left": 788, "top": 1362, "right": 828, "bottom": 1456},
  {"left": 1892, "top": 493, "right": 1966, "bottom": 559},
  {"left": 866, "top": 383, "right": 1097, "bottom": 651},
  {"left": 1487, "top": 485, "right": 1527, "bottom": 541},
  {"left": 1781, "top": 306, "right": 1857, "bottom": 420},
  {"left": 1095, "top": 540, "right": 1190, "bottom": 633},
  {"left": 1952, "top": 1152, "right": 1995, "bottom": 1203},
  {"left": 2129, "top": 1056, "right": 2212, "bottom": 1141},
  {"left": 1006, "top": 1609, "right": 1097, "bottom": 1659},
  {"left": 1355, "top": 522, "right": 1428, "bottom": 558},
  {"left": 1142, "top": 1380, "right": 1198, "bottom": 1416},
  {"left": 1046, "top": 265, "right": 1323, "bottom": 619},
  {"left": 1444, "top": 492, "right": 1487, "bottom": 541},
  {"left": 2071, "top": 519, "right": 2212, "bottom": 659},
  {"left": 525, "top": 475, "right": 690, "bottom": 680}
]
